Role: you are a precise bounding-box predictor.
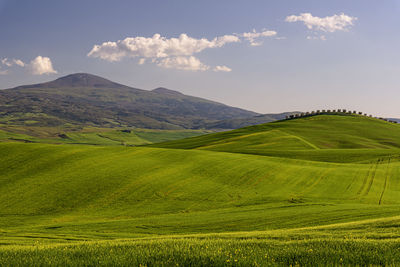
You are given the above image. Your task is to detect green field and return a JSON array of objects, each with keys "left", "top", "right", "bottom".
[
  {"left": 0, "top": 124, "right": 210, "bottom": 146},
  {"left": 2, "top": 114, "right": 400, "bottom": 265}
]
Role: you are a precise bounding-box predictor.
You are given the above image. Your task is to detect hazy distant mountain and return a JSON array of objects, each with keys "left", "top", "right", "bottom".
[
  {"left": 0, "top": 73, "right": 258, "bottom": 129},
  {"left": 387, "top": 118, "right": 400, "bottom": 123}
]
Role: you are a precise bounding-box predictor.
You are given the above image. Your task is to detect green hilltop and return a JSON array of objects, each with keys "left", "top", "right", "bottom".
[
  {"left": 3, "top": 113, "right": 400, "bottom": 265},
  {"left": 151, "top": 113, "right": 400, "bottom": 162}
]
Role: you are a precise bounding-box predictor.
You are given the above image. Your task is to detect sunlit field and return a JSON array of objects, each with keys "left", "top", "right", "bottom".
[{"left": 1, "top": 115, "right": 400, "bottom": 265}]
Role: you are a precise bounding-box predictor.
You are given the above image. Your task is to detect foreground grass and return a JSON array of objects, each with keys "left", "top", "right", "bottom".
[
  {"left": 3, "top": 216, "right": 400, "bottom": 266},
  {"left": 4, "top": 239, "right": 398, "bottom": 266}
]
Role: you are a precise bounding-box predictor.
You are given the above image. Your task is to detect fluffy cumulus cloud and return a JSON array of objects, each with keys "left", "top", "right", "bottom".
[
  {"left": 157, "top": 56, "right": 209, "bottom": 71},
  {"left": 29, "top": 56, "right": 57, "bottom": 75},
  {"left": 138, "top": 58, "right": 146, "bottom": 65},
  {"left": 13, "top": 59, "right": 25, "bottom": 67},
  {"left": 285, "top": 13, "right": 357, "bottom": 32},
  {"left": 88, "top": 33, "right": 240, "bottom": 62},
  {"left": 1, "top": 58, "right": 12, "bottom": 67},
  {"left": 213, "top": 65, "right": 232, "bottom": 72},
  {"left": 0, "top": 57, "right": 25, "bottom": 74},
  {"left": 88, "top": 30, "right": 278, "bottom": 72},
  {"left": 1, "top": 58, "right": 25, "bottom": 67},
  {"left": 241, "top": 29, "right": 277, "bottom": 46},
  {"left": 1, "top": 56, "right": 56, "bottom": 75}
]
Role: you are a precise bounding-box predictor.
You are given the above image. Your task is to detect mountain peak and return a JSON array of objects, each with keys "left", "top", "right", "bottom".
[
  {"left": 13, "top": 73, "right": 126, "bottom": 89},
  {"left": 152, "top": 87, "right": 183, "bottom": 96},
  {"left": 47, "top": 73, "right": 125, "bottom": 88}
]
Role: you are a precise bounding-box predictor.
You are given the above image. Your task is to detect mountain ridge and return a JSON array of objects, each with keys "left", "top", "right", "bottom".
[
  {"left": 10, "top": 73, "right": 130, "bottom": 90},
  {"left": 0, "top": 73, "right": 259, "bottom": 129},
  {"left": 152, "top": 87, "right": 183, "bottom": 96}
]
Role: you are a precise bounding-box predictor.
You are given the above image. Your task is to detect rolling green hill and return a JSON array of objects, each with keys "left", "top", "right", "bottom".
[
  {"left": 1, "top": 140, "right": 400, "bottom": 235},
  {"left": 0, "top": 73, "right": 257, "bottom": 129},
  {"left": 3, "top": 114, "right": 400, "bottom": 265},
  {"left": 151, "top": 114, "right": 400, "bottom": 162}
]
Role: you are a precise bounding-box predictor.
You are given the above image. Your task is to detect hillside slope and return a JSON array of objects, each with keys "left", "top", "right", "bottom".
[
  {"left": 150, "top": 114, "right": 400, "bottom": 162},
  {"left": 0, "top": 125, "right": 210, "bottom": 146},
  {"left": 1, "top": 142, "right": 400, "bottom": 238},
  {"left": 0, "top": 73, "right": 258, "bottom": 129},
  {"left": 3, "top": 113, "right": 400, "bottom": 265}
]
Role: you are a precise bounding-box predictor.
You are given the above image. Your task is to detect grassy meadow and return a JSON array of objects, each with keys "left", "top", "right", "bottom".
[
  {"left": 0, "top": 124, "right": 210, "bottom": 146},
  {"left": 2, "top": 114, "right": 400, "bottom": 265}
]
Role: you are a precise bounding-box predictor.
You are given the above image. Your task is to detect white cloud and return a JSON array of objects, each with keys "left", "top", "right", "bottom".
[
  {"left": 0, "top": 56, "right": 56, "bottom": 75},
  {"left": 1, "top": 58, "right": 25, "bottom": 67},
  {"left": 286, "top": 13, "right": 357, "bottom": 32},
  {"left": 138, "top": 58, "right": 146, "bottom": 65},
  {"left": 13, "top": 59, "right": 25, "bottom": 67},
  {"left": 1, "top": 58, "right": 12, "bottom": 67},
  {"left": 0, "top": 58, "right": 26, "bottom": 74},
  {"left": 157, "top": 56, "right": 209, "bottom": 71},
  {"left": 88, "top": 33, "right": 240, "bottom": 62},
  {"left": 88, "top": 30, "right": 280, "bottom": 71},
  {"left": 29, "top": 56, "right": 57, "bottom": 75},
  {"left": 241, "top": 29, "right": 277, "bottom": 46},
  {"left": 214, "top": 35, "right": 241, "bottom": 47},
  {"left": 307, "top": 35, "right": 327, "bottom": 41},
  {"left": 213, "top": 65, "right": 232, "bottom": 72}
]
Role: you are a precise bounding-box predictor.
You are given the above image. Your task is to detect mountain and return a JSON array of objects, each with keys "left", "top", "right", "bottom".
[
  {"left": 151, "top": 87, "right": 183, "bottom": 96},
  {"left": 15, "top": 73, "right": 127, "bottom": 89},
  {"left": 0, "top": 73, "right": 258, "bottom": 129}
]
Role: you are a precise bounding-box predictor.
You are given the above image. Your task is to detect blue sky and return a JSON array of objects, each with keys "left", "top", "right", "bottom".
[{"left": 1, "top": 0, "right": 399, "bottom": 117}]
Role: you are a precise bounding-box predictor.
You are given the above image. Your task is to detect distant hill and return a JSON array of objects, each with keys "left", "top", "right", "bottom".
[
  {"left": 150, "top": 114, "right": 400, "bottom": 162},
  {"left": 0, "top": 73, "right": 258, "bottom": 129},
  {"left": 387, "top": 118, "right": 400, "bottom": 123},
  {"left": 201, "top": 112, "right": 300, "bottom": 129},
  {"left": 203, "top": 112, "right": 400, "bottom": 130}
]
